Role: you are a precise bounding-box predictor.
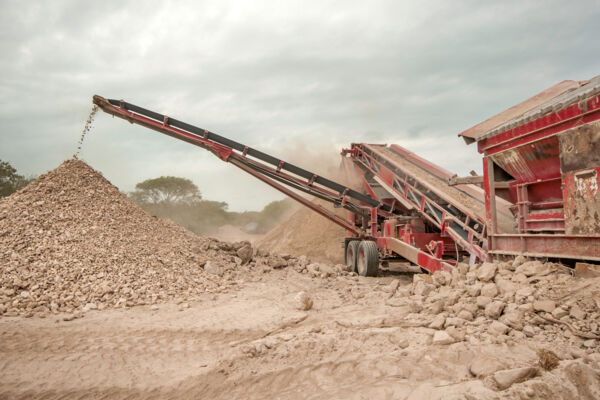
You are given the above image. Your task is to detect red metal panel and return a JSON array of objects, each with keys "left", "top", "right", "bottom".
[
  {"left": 478, "top": 94, "right": 600, "bottom": 155},
  {"left": 490, "top": 234, "right": 600, "bottom": 261},
  {"left": 490, "top": 136, "right": 561, "bottom": 182},
  {"left": 384, "top": 237, "right": 454, "bottom": 273}
]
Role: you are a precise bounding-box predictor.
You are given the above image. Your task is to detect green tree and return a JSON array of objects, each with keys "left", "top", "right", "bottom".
[
  {"left": 0, "top": 160, "right": 33, "bottom": 197},
  {"left": 130, "top": 176, "right": 201, "bottom": 204}
]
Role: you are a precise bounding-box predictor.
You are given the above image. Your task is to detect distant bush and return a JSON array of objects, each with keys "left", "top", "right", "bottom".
[
  {"left": 129, "top": 176, "right": 293, "bottom": 235},
  {"left": 0, "top": 160, "right": 35, "bottom": 197}
]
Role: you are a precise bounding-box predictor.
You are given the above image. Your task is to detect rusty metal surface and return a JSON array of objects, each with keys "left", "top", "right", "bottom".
[
  {"left": 459, "top": 80, "right": 581, "bottom": 143},
  {"left": 559, "top": 121, "right": 600, "bottom": 174},
  {"left": 490, "top": 136, "right": 561, "bottom": 182},
  {"left": 563, "top": 167, "right": 600, "bottom": 235},
  {"left": 490, "top": 233, "right": 600, "bottom": 261}
]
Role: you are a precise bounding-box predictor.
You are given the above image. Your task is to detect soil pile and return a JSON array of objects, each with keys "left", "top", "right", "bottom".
[
  {"left": 0, "top": 160, "right": 234, "bottom": 317},
  {"left": 256, "top": 204, "right": 346, "bottom": 264},
  {"left": 256, "top": 158, "right": 362, "bottom": 264}
]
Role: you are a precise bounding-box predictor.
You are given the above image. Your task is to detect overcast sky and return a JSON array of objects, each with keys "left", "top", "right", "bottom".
[{"left": 1, "top": 1, "right": 599, "bottom": 211}]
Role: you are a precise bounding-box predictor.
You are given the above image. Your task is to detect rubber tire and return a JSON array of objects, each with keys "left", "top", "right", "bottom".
[
  {"left": 356, "top": 241, "right": 379, "bottom": 277},
  {"left": 345, "top": 241, "right": 359, "bottom": 272}
]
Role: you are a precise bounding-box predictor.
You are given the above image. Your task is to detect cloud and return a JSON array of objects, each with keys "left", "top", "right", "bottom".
[{"left": 1, "top": 0, "right": 599, "bottom": 210}]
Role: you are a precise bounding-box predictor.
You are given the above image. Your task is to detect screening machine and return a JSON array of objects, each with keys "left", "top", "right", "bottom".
[{"left": 92, "top": 75, "right": 599, "bottom": 276}]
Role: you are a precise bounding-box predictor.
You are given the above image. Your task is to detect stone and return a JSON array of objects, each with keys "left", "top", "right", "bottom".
[
  {"left": 413, "top": 281, "right": 435, "bottom": 297},
  {"left": 570, "top": 305, "right": 586, "bottom": 320},
  {"left": 432, "top": 330, "right": 455, "bottom": 345},
  {"left": 511, "top": 255, "right": 526, "bottom": 270},
  {"left": 489, "top": 321, "right": 510, "bottom": 335},
  {"left": 457, "top": 262, "right": 469, "bottom": 276},
  {"left": 515, "top": 261, "right": 551, "bottom": 277},
  {"left": 477, "top": 263, "right": 497, "bottom": 282},
  {"left": 294, "top": 291, "right": 313, "bottom": 311},
  {"left": 428, "top": 300, "right": 445, "bottom": 315},
  {"left": 477, "top": 296, "right": 492, "bottom": 308},
  {"left": 469, "top": 356, "right": 506, "bottom": 377},
  {"left": 150, "top": 305, "right": 159, "bottom": 311},
  {"left": 480, "top": 283, "right": 498, "bottom": 298},
  {"left": 495, "top": 277, "right": 517, "bottom": 295},
  {"left": 523, "top": 325, "right": 535, "bottom": 337},
  {"left": 204, "top": 260, "right": 224, "bottom": 277},
  {"left": 236, "top": 245, "right": 253, "bottom": 264},
  {"left": 583, "top": 339, "right": 597, "bottom": 348},
  {"left": 457, "top": 310, "right": 474, "bottom": 321},
  {"left": 432, "top": 271, "right": 452, "bottom": 286},
  {"left": 462, "top": 303, "right": 479, "bottom": 315},
  {"left": 533, "top": 300, "right": 556, "bottom": 313},
  {"left": 492, "top": 367, "right": 538, "bottom": 390},
  {"left": 500, "top": 311, "right": 523, "bottom": 330},
  {"left": 485, "top": 301, "right": 505, "bottom": 319},
  {"left": 551, "top": 307, "right": 568, "bottom": 319},
  {"left": 429, "top": 314, "right": 446, "bottom": 330},
  {"left": 446, "top": 326, "right": 465, "bottom": 341},
  {"left": 271, "top": 257, "right": 288, "bottom": 269},
  {"left": 515, "top": 287, "right": 535, "bottom": 302}
]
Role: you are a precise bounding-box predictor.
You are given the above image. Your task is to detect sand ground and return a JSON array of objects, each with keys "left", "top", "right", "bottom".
[{"left": 2, "top": 265, "right": 598, "bottom": 400}]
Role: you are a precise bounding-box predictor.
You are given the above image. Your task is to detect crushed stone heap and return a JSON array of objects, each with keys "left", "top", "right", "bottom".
[{"left": 0, "top": 160, "right": 235, "bottom": 317}]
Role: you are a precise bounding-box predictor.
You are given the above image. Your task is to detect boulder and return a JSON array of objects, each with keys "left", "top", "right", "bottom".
[
  {"left": 429, "top": 314, "right": 446, "bottom": 330},
  {"left": 458, "top": 310, "right": 474, "bottom": 321},
  {"left": 477, "top": 296, "right": 492, "bottom": 309},
  {"left": 480, "top": 283, "right": 498, "bottom": 298},
  {"left": 469, "top": 356, "right": 506, "bottom": 377},
  {"left": 446, "top": 326, "right": 465, "bottom": 341},
  {"left": 271, "top": 257, "right": 288, "bottom": 269},
  {"left": 551, "top": 307, "right": 568, "bottom": 319},
  {"left": 515, "top": 261, "right": 551, "bottom": 277},
  {"left": 427, "top": 300, "right": 445, "bottom": 315},
  {"left": 570, "top": 305, "right": 587, "bottom": 320},
  {"left": 432, "top": 330, "right": 455, "bottom": 345},
  {"left": 495, "top": 277, "right": 517, "bottom": 295},
  {"left": 484, "top": 301, "right": 505, "bottom": 319},
  {"left": 500, "top": 310, "right": 524, "bottom": 331},
  {"left": 533, "top": 300, "right": 556, "bottom": 313},
  {"left": 511, "top": 255, "right": 526, "bottom": 270},
  {"left": 413, "top": 281, "right": 435, "bottom": 297},
  {"left": 236, "top": 245, "right": 253, "bottom": 264},
  {"left": 522, "top": 325, "right": 535, "bottom": 337},
  {"left": 489, "top": 321, "right": 510, "bottom": 335},
  {"left": 477, "top": 263, "right": 497, "bottom": 282},
  {"left": 432, "top": 271, "right": 452, "bottom": 286},
  {"left": 492, "top": 367, "right": 538, "bottom": 390},
  {"left": 466, "top": 282, "right": 482, "bottom": 297}
]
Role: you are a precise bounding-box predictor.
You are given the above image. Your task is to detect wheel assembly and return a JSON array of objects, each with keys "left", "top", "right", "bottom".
[{"left": 356, "top": 240, "right": 379, "bottom": 277}]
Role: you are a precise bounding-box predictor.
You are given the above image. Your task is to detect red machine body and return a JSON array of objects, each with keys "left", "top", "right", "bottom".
[
  {"left": 460, "top": 75, "right": 600, "bottom": 262},
  {"left": 93, "top": 75, "right": 600, "bottom": 276}
]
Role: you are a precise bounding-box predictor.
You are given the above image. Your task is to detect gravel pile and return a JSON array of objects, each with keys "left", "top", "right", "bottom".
[
  {"left": 0, "top": 160, "right": 238, "bottom": 317},
  {"left": 398, "top": 258, "right": 600, "bottom": 353}
]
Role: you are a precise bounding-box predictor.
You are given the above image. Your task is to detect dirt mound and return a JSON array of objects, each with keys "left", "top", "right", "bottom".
[
  {"left": 0, "top": 160, "right": 233, "bottom": 317},
  {"left": 256, "top": 158, "right": 362, "bottom": 264},
  {"left": 256, "top": 204, "right": 345, "bottom": 264}
]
